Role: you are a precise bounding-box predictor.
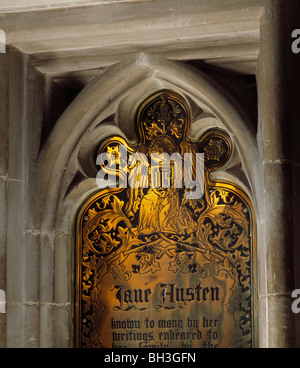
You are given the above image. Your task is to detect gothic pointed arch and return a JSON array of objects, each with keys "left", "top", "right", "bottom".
[
  {"left": 33, "top": 54, "right": 259, "bottom": 347},
  {"left": 35, "top": 55, "right": 260, "bottom": 231}
]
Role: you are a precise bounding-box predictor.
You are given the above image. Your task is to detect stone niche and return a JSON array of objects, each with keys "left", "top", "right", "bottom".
[
  {"left": 29, "top": 54, "right": 269, "bottom": 348},
  {"left": 0, "top": 0, "right": 299, "bottom": 348}
]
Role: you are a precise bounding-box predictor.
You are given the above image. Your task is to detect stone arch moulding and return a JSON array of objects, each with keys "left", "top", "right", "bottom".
[{"left": 34, "top": 54, "right": 261, "bottom": 347}]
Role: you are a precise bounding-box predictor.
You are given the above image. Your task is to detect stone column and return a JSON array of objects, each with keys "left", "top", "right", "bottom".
[
  {"left": 5, "top": 49, "right": 43, "bottom": 347},
  {"left": 0, "top": 47, "right": 8, "bottom": 348},
  {"left": 257, "top": 0, "right": 296, "bottom": 348},
  {"left": 290, "top": 0, "right": 300, "bottom": 348}
]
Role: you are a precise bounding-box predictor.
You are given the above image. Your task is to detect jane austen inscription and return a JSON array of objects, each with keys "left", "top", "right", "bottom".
[{"left": 75, "top": 90, "right": 255, "bottom": 348}]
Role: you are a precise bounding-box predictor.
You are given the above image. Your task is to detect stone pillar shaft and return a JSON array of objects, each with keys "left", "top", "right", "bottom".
[{"left": 257, "top": 0, "right": 295, "bottom": 348}]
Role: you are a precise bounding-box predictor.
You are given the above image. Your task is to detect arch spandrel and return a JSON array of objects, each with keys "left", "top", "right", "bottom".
[{"left": 75, "top": 90, "right": 256, "bottom": 348}]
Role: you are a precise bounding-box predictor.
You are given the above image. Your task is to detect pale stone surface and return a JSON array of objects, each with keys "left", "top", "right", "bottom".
[
  {"left": 263, "top": 163, "right": 294, "bottom": 294},
  {"left": 256, "top": 0, "right": 297, "bottom": 347},
  {"left": 0, "top": 0, "right": 299, "bottom": 348},
  {"left": 267, "top": 295, "right": 296, "bottom": 348},
  {"left": 0, "top": 0, "right": 264, "bottom": 76},
  {"left": 0, "top": 53, "right": 8, "bottom": 177}
]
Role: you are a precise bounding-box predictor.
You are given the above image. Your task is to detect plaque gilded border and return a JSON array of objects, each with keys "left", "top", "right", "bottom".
[{"left": 75, "top": 90, "right": 257, "bottom": 348}]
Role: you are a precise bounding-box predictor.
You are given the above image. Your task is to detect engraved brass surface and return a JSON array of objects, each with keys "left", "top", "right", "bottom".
[{"left": 75, "top": 90, "right": 256, "bottom": 348}]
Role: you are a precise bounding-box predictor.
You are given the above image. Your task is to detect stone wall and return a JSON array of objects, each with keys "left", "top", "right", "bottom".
[{"left": 0, "top": 0, "right": 299, "bottom": 348}]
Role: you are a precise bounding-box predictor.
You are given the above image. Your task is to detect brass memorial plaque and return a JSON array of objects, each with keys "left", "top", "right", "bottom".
[{"left": 75, "top": 91, "right": 256, "bottom": 348}]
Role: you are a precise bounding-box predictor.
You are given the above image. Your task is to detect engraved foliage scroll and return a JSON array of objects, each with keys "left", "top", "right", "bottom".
[{"left": 75, "top": 90, "right": 256, "bottom": 348}]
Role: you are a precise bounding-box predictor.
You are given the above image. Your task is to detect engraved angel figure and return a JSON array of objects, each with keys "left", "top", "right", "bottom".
[{"left": 124, "top": 138, "right": 201, "bottom": 237}]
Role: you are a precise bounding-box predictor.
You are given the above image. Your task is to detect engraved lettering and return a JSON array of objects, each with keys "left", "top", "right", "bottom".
[
  {"left": 113, "top": 285, "right": 152, "bottom": 311},
  {"left": 157, "top": 283, "right": 220, "bottom": 309}
]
